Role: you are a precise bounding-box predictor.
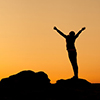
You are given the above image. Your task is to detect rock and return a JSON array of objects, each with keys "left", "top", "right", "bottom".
[
  {"left": 0, "top": 70, "right": 51, "bottom": 90},
  {"left": 56, "top": 78, "right": 91, "bottom": 88}
]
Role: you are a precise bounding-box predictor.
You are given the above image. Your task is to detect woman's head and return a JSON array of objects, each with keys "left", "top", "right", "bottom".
[{"left": 69, "top": 31, "right": 75, "bottom": 36}]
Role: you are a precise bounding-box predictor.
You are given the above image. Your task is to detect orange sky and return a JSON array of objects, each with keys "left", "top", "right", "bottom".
[{"left": 0, "top": 0, "right": 100, "bottom": 83}]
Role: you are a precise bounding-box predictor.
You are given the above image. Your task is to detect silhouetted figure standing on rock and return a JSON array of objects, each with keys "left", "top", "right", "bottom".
[{"left": 54, "top": 26, "right": 86, "bottom": 79}]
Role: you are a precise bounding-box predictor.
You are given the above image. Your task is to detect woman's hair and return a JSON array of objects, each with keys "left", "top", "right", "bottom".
[{"left": 69, "top": 31, "right": 75, "bottom": 36}]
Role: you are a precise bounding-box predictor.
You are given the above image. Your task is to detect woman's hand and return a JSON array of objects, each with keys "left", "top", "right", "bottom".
[
  {"left": 53, "top": 26, "right": 57, "bottom": 30},
  {"left": 82, "top": 27, "right": 86, "bottom": 31}
]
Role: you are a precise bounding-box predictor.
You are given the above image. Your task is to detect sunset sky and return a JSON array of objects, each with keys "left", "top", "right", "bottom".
[{"left": 0, "top": 0, "right": 100, "bottom": 83}]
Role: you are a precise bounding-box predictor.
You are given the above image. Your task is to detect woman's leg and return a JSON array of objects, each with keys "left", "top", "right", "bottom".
[{"left": 68, "top": 51, "right": 78, "bottom": 78}]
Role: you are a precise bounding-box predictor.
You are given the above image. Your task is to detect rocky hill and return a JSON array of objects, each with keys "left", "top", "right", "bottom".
[{"left": 0, "top": 70, "right": 99, "bottom": 100}]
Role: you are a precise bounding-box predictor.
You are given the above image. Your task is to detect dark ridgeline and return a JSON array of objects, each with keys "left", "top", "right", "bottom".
[{"left": 0, "top": 70, "right": 100, "bottom": 100}]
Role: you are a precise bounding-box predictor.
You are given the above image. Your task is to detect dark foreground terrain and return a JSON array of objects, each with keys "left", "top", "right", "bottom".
[{"left": 0, "top": 70, "right": 100, "bottom": 100}]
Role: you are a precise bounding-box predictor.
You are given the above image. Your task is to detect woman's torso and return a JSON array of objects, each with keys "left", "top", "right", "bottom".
[{"left": 66, "top": 36, "right": 76, "bottom": 50}]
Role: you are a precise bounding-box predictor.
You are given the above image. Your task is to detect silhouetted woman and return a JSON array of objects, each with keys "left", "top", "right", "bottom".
[{"left": 54, "top": 26, "right": 86, "bottom": 79}]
